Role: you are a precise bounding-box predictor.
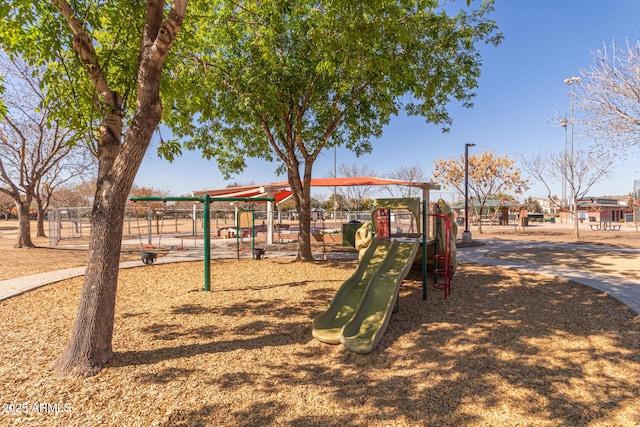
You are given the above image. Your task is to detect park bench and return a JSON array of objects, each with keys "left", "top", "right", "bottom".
[{"left": 591, "top": 221, "right": 622, "bottom": 231}]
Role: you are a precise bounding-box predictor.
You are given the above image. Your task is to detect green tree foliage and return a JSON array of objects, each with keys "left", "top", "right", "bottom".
[
  {"left": 0, "top": 2, "right": 145, "bottom": 142},
  {"left": 160, "top": 0, "right": 502, "bottom": 260}
]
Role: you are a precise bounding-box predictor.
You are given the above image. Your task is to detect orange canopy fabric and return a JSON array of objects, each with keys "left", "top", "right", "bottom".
[
  {"left": 193, "top": 185, "right": 292, "bottom": 204},
  {"left": 195, "top": 176, "right": 438, "bottom": 204},
  {"left": 286, "top": 176, "right": 435, "bottom": 188}
]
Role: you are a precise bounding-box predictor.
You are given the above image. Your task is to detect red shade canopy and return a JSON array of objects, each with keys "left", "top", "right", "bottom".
[{"left": 194, "top": 176, "right": 439, "bottom": 204}]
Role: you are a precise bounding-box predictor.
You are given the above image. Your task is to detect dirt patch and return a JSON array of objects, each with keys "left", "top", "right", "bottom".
[
  {"left": 473, "top": 223, "right": 639, "bottom": 248},
  {"left": 486, "top": 247, "right": 640, "bottom": 280}
]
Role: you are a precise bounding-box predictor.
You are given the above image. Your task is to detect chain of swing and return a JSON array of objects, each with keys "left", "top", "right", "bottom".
[{"left": 134, "top": 201, "right": 166, "bottom": 265}]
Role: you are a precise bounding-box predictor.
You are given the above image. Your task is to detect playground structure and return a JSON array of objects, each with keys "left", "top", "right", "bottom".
[
  {"left": 47, "top": 192, "right": 455, "bottom": 354},
  {"left": 432, "top": 198, "right": 458, "bottom": 299},
  {"left": 49, "top": 178, "right": 452, "bottom": 322},
  {"left": 312, "top": 197, "right": 456, "bottom": 354}
]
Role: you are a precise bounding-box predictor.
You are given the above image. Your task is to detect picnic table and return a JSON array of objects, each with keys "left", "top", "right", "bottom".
[{"left": 590, "top": 220, "right": 622, "bottom": 231}]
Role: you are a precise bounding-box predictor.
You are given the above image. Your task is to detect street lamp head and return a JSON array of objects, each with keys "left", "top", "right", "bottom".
[
  {"left": 564, "top": 76, "right": 582, "bottom": 85},
  {"left": 465, "top": 143, "right": 476, "bottom": 148}
]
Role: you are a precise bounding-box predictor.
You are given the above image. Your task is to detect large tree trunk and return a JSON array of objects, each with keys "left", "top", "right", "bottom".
[
  {"left": 52, "top": 93, "right": 125, "bottom": 374},
  {"left": 53, "top": 113, "right": 158, "bottom": 376},
  {"left": 296, "top": 185, "right": 313, "bottom": 261},
  {"left": 51, "top": 0, "right": 186, "bottom": 377},
  {"left": 15, "top": 198, "right": 35, "bottom": 248},
  {"left": 287, "top": 156, "right": 314, "bottom": 262},
  {"left": 52, "top": 185, "right": 127, "bottom": 375},
  {"left": 53, "top": 108, "right": 161, "bottom": 376}
]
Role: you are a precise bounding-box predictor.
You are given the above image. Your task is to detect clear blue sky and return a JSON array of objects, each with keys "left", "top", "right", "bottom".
[{"left": 134, "top": 0, "right": 640, "bottom": 201}]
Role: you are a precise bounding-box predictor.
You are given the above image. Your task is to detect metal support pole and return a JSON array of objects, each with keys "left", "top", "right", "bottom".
[
  {"left": 333, "top": 145, "right": 337, "bottom": 226},
  {"left": 203, "top": 194, "right": 211, "bottom": 291},
  {"left": 422, "top": 200, "right": 427, "bottom": 301},
  {"left": 560, "top": 119, "right": 568, "bottom": 216},
  {"left": 235, "top": 206, "right": 240, "bottom": 260},
  {"left": 266, "top": 191, "right": 274, "bottom": 245},
  {"left": 462, "top": 143, "right": 475, "bottom": 243},
  {"left": 564, "top": 76, "right": 581, "bottom": 224},
  {"left": 251, "top": 210, "right": 255, "bottom": 252},
  {"left": 147, "top": 209, "right": 152, "bottom": 245}
]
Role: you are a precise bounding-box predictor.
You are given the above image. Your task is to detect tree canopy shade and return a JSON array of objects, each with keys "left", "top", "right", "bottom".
[
  {"left": 162, "top": 0, "right": 502, "bottom": 260},
  {"left": 0, "top": 0, "right": 498, "bottom": 374}
]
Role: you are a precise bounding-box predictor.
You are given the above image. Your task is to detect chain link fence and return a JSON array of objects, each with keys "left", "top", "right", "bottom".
[{"left": 47, "top": 205, "right": 425, "bottom": 248}]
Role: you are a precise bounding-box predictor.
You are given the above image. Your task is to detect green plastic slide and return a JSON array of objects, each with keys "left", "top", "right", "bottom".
[
  {"left": 312, "top": 238, "right": 390, "bottom": 344},
  {"left": 312, "top": 237, "right": 420, "bottom": 353}
]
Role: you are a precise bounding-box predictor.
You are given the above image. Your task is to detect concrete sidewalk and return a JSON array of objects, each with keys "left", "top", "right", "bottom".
[
  {"left": 0, "top": 240, "right": 348, "bottom": 301},
  {"left": 2, "top": 239, "right": 639, "bottom": 316},
  {"left": 456, "top": 239, "right": 640, "bottom": 315},
  {"left": 0, "top": 250, "right": 208, "bottom": 301}
]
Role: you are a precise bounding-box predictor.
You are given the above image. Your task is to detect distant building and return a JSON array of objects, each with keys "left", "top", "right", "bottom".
[
  {"left": 559, "top": 196, "right": 631, "bottom": 223},
  {"left": 534, "top": 198, "right": 560, "bottom": 216},
  {"left": 453, "top": 198, "right": 529, "bottom": 225}
]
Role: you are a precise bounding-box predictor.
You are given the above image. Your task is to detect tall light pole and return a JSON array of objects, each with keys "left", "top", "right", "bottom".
[
  {"left": 559, "top": 117, "right": 568, "bottom": 221},
  {"left": 462, "top": 143, "right": 475, "bottom": 243},
  {"left": 564, "top": 76, "right": 581, "bottom": 223}
]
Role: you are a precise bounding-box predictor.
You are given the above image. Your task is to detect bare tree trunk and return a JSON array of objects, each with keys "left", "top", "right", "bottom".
[
  {"left": 36, "top": 204, "right": 47, "bottom": 237},
  {"left": 15, "top": 198, "right": 35, "bottom": 248},
  {"left": 573, "top": 199, "right": 580, "bottom": 239},
  {"left": 297, "top": 185, "right": 313, "bottom": 261}
]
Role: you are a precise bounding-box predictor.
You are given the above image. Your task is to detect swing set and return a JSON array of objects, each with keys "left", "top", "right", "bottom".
[
  {"left": 133, "top": 202, "right": 167, "bottom": 265},
  {"left": 130, "top": 194, "right": 274, "bottom": 291}
]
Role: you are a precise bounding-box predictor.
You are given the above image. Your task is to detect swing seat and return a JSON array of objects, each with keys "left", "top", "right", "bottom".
[
  {"left": 141, "top": 250, "right": 158, "bottom": 265},
  {"left": 252, "top": 248, "right": 266, "bottom": 260}
]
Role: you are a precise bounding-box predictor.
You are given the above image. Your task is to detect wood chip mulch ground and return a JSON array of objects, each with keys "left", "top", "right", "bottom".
[{"left": 1, "top": 257, "right": 639, "bottom": 426}]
